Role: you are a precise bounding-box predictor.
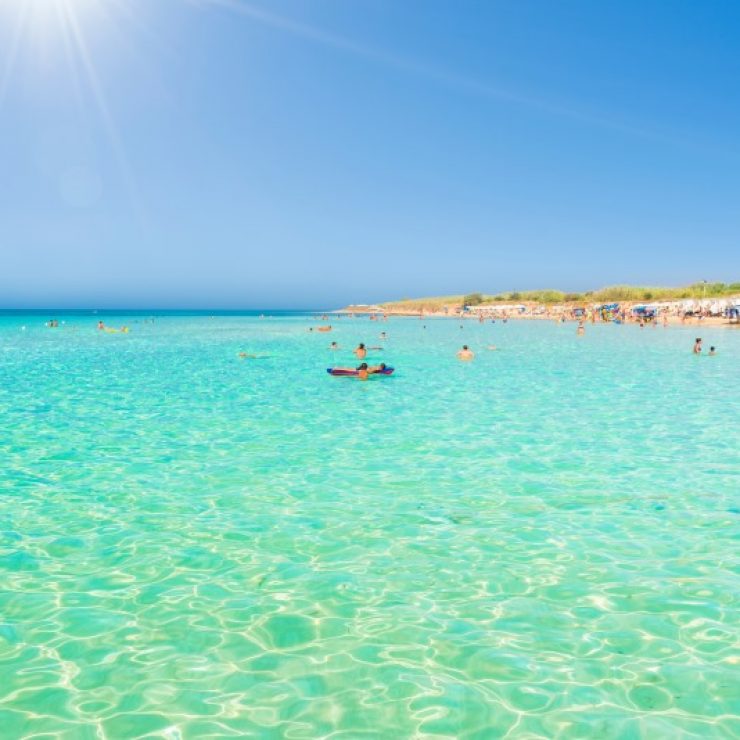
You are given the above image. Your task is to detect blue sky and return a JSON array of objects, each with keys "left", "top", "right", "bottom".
[{"left": 1, "top": 0, "right": 738, "bottom": 308}]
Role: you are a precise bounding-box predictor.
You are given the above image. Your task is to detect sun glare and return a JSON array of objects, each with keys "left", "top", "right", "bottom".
[
  {"left": 0, "top": 0, "right": 98, "bottom": 76},
  {"left": 0, "top": 0, "right": 144, "bottom": 221},
  {"left": 5, "top": 0, "right": 100, "bottom": 24}
]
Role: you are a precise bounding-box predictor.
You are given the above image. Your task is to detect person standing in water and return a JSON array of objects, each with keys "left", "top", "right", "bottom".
[
  {"left": 693, "top": 338, "right": 702, "bottom": 354},
  {"left": 457, "top": 345, "right": 474, "bottom": 361},
  {"left": 354, "top": 343, "right": 367, "bottom": 359}
]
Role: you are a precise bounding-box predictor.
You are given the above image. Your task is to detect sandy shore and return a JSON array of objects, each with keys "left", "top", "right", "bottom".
[{"left": 339, "top": 303, "right": 740, "bottom": 328}]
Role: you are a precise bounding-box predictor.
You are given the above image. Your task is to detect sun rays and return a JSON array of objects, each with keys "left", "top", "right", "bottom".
[{"left": 0, "top": 0, "right": 145, "bottom": 222}]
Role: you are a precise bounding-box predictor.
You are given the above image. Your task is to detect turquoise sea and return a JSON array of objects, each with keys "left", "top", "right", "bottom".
[{"left": 0, "top": 311, "right": 738, "bottom": 738}]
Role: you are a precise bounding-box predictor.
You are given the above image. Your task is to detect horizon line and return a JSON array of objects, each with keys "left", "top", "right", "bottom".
[{"left": 0, "top": 307, "right": 336, "bottom": 313}]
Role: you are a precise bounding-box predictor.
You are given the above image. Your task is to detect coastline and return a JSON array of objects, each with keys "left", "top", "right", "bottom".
[{"left": 339, "top": 296, "right": 740, "bottom": 328}]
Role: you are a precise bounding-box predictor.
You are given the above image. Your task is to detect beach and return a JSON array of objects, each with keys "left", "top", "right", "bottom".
[
  {"left": 345, "top": 295, "right": 740, "bottom": 328},
  {"left": 1, "top": 311, "right": 738, "bottom": 737}
]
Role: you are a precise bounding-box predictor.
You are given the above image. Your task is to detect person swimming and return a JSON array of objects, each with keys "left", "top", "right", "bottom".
[
  {"left": 368, "top": 362, "right": 387, "bottom": 374},
  {"left": 354, "top": 343, "right": 367, "bottom": 359},
  {"left": 457, "top": 345, "right": 474, "bottom": 360},
  {"left": 357, "top": 362, "right": 369, "bottom": 380},
  {"left": 709, "top": 346, "right": 716, "bottom": 356},
  {"left": 329, "top": 341, "right": 339, "bottom": 350},
  {"left": 693, "top": 338, "right": 702, "bottom": 354}
]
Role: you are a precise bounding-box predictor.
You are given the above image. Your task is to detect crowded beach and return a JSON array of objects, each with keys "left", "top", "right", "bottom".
[{"left": 343, "top": 290, "right": 740, "bottom": 327}]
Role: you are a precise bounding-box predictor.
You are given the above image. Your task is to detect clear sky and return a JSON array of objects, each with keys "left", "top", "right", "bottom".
[{"left": 1, "top": 0, "right": 738, "bottom": 308}]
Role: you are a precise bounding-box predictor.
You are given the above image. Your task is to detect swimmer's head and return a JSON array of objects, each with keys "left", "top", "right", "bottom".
[{"left": 462, "top": 345, "right": 468, "bottom": 350}]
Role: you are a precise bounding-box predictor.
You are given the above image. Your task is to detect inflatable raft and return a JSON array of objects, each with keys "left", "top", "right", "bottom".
[{"left": 327, "top": 367, "right": 394, "bottom": 377}]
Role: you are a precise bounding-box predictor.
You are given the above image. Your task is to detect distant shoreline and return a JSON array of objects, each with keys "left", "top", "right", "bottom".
[
  {"left": 337, "top": 306, "right": 737, "bottom": 327},
  {"left": 340, "top": 283, "right": 740, "bottom": 327},
  {"left": 369, "top": 281, "right": 739, "bottom": 312}
]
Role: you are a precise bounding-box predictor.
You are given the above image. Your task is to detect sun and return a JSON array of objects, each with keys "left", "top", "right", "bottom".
[
  {"left": 2, "top": 0, "right": 100, "bottom": 24},
  {"left": 0, "top": 0, "right": 143, "bottom": 218},
  {"left": 1, "top": 0, "right": 93, "bottom": 31},
  {"left": 0, "top": 0, "right": 119, "bottom": 108},
  {"left": 0, "top": 0, "right": 120, "bottom": 65},
  {"left": 0, "top": 0, "right": 95, "bottom": 73}
]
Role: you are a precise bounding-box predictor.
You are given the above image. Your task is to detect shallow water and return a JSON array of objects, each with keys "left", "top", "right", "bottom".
[{"left": 0, "top": 312, "right": 738, "bottom": 738}]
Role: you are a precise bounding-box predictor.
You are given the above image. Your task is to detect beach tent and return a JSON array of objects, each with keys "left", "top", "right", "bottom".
[
  {"left": 632, "top": 304, "right": 657, "bottom": 318},
  {"left": 595, "top": 302, "right": 620, "bottom": 322}
]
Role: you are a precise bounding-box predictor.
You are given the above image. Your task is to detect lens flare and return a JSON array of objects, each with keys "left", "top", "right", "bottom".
[{"left": 0, "top": 0, "right": 145, "bottom": 223}]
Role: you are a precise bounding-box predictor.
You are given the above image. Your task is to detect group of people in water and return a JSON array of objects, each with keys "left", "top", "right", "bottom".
[
  {"left": 353, "top": 363, "right": 388, "bottom": 379},
  {"left": 97, "top": 320, "right": 129, "bottom": 333},
  {"left": 329, "top": 338, "right": 390, "bottom": 379},
  {"left": 46, "top": 319, "right": 131, "bottom": 332},
  {"left": 328, "top": 341, "right": 385, "bottom": 356},
  {"left": 328, "top": 336, "right": 491, "bottom": 375},
  {"left": 693, "top": 338, "right": 717, "bottom": 355},
  {"left": 240, "top": 316, "right": 722, "bottom": 378}
]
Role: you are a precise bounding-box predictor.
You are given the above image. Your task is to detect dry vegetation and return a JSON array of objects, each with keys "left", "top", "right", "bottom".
[{"left": 381, "top": 282, "right": 740, "bottom": 310}]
